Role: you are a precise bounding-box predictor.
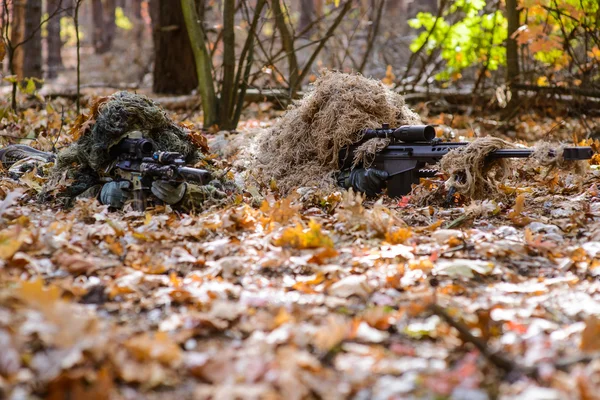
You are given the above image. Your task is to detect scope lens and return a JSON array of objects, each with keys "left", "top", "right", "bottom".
[
  {"left": 423, "top": 125, "right": 436, "bottom": 141},
  {"left": 140, "top": 141, "right": 154, "bottom": 153}
]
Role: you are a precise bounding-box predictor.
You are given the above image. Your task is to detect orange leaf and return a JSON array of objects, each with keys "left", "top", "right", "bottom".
[
  {"left": 581, "top": 316, "right": 600, "bottom": 352},
  {"left": 508, "top": 194, "right": 531, "bottom": 227}
]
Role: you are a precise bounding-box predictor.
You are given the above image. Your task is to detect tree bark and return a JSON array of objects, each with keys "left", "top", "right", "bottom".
[
  {"left": 298, "top": 0, "right": 315, "bottom": 37},
  {"left": 129, "top": 0, "right": 143, "bottom": 19},
  {"left": 505, "top": 0, "right": 520, "bottom": 110},
  {"left": 151, "top": 0, "right": 198, "bottom": 95},
  {"left": 272, "top": 0, "right": 298, "bottom": 96},
  {"left": 10, "top": 0, "right": 26, "bottom": 80},
  {"left": 180, "top": 0, "right": 217, "bottom": 127},
  {"left": 104, "top": 0, "right": 117, "bottom": 51},
  {"left": 47, "top": 0, "right": 64, "bottom": 79},
  {"left": 219, "top": 0, "right": 235, "bottom": 129},
  {"left": 92, "top": 0, "right": 107, "bottom": 53},
  {"left": 22, "top": 0, "right": 43, "bottom": 82}
]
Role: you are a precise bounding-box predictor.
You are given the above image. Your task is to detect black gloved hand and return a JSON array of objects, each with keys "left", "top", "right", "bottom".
[
  {"left": 151, "top": 181, "right": 187, "bottom": 205},
  {"left": 99, "top": 181, "right": 132, "bottom": 208},
  {"left": 338, "top": 168, "right": 389, "bottom": 197}
]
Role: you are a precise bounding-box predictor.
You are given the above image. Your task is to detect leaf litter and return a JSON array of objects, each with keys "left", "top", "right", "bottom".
[{"left": 0, "top": 97, "right": 600, "bottom": 399}]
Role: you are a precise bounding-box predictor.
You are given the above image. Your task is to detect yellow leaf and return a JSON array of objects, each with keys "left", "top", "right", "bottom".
[
  {"left": 385, "top": 228, "right": 412, "bottom": 244},
  {"left": 17, "top": 278, "right": 62, "bottom": 307},
  {"left": 0, "top": 226, "right": 25, "bottom": 260},
  {"left": 537, "top": 76, "right": 549, "bottom": 87},
  {"left": 273, "top": 219, "right": 334, "bottom": 249}
]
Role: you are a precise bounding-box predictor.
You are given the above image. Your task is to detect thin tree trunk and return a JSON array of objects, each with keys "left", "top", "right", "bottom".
[
  {"left": 47, "top": 0, "right": 64, "bottom": 79},
  {"left": 181, "top": 0, "right": 217, "bottom": 127},
  {"left": 75, "top": 0, "right": 83, "bottom": 114},
  {"left": 92, "top": 0, "right": 107, "bottom": 53},
  {"left": 10, "top": 0, "right": 26, "bottom": 80},
  {"left": 272, "top": 0, "right": 298, "bottom": 96},
  {"left": 130, "top": 0, "right": 143, "bottom": 19},
  {"left": 219, "top": 0, "right": 235, "bottom": 129},
  {"left": 358, "top": 0, "right": 385, "bottom": 73},
  {"left": 104, "top": 0, "right": 117, "bottom": 51},
  {"left": 298, "top": 0, "right": 315, "bottom": 37},
  {"left": 505, "top": 0, "right": 520, "bottom": 111},
  {"left": 23, "top": 0, "right": 43, "bottom": 82},
  {"left": 151, "top": 0, "right": 198, "bottom": 94}
]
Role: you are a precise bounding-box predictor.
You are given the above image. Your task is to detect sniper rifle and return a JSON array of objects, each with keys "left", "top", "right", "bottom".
[
  {"left": 339, "top": 124, "right": 594, "bottom": 198},
  {"left": 106, "top": 137, "right": 212, "bottom": 211}
]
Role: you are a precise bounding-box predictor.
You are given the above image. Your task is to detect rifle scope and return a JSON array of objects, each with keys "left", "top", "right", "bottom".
[
  {"left": 362, "top": 124, "right": 436, "bottom": 143},
  {"left": 114, "top": 138, "right": 157, "bottom": 157}
]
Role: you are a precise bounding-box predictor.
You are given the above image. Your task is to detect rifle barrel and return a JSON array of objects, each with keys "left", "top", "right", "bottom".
[
  {"left": 178, "top": 167, "right": 212, "bottom": 185},
  {"left": 489, "top": 147, "right": 593, "bottom": 160}
]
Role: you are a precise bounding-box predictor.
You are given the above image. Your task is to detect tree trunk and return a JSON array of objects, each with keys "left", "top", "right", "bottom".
[
  {"left": 180, "top": 0, "right": 217, "bottom": 127},
  {"left": 47, "top": 0, "right": 64, "bottom": 79},
  {"left": 298, "top": 0, "right": 315, "bottom": 37},
  {"left": 272, "top": 0, "right": 298, "bottom": 95},
  {"left": 10, "top": 0, "right": 26, "bottom": 80},
  {"left": 128, "top": 0, "right": 143, "bottom": 19},
  {"left": 151, "top": 0, "right": 198, "bottom": 95},
  {"left": 22, "top": 0, "right": 43, "bottom": 82},
  {"left": 219, "top": 0, "right": 235, "bottom": 129},
  {"left": 104, "top": 0, "right": 117, "bottom": 51},
  {"left": 505, "top": 0, "right": 520, "bottom": 110},
  {"left": 92, "top": 0, "right": 107, "bottom": 53}
]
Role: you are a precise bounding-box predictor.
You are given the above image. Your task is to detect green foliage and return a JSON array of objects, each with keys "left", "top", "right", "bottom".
[
  {"left": 409, "top": 0, "right": 600, "bottom": 85},
  {"left": 409, "top": 0, "right": 507, "bottom": 82},
  {"left": 515, "top": 0, "right": 599, "bottom": 76},
  {"left": 115, "top": 7, "right": 133, "bottom": 30},
  {"left": 19, "top": 78, "right": 43, "bottom": 95}
]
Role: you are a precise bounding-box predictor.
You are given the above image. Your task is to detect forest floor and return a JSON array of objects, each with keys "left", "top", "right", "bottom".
[{"left": 1, "top": 95, "right": 600, "bottom": 400}]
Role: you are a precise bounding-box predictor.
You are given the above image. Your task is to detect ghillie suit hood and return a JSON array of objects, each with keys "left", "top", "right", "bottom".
[
  {"left": 44, "top": 91, "right": 202, "bottom": 201},
  {"left": 251, "top": 71, "right": 422, "bottom": 195},
  {"left": 57, "top": 91, "right": 199, "bottom": 172}
]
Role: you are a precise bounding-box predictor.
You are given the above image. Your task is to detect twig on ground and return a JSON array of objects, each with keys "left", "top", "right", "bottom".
[{"left": 428, "top": 303, "right": 519, "bottom": 373}]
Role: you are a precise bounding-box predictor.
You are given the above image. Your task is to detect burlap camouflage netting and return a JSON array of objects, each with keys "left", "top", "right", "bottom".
[{"left": 251, "top": 71, "right": 422, "bottom": 194}]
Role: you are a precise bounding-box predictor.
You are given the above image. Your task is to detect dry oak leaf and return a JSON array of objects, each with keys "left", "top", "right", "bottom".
[
  {"left": 54, "top": 252, "right": 95, "bottom": 275},
  {"left": 125, "top": 332, "right": 182, "bottom": 366},
  {"left": 581, "top": 315, "right": 600, "bottom": 352},
  {"left": 508, "top": 193, "right": 532, "bottom": 227},
  {"left": 0, "top": 225, "right": 26, "bottom": 260}
]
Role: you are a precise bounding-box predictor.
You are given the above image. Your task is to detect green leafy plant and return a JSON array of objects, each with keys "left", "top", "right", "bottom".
[{"left": 408, "top": 0, "right": 507, "bottom": 83}]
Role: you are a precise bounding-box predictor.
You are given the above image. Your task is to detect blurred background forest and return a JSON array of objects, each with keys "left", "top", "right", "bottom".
[{"left": 0, "top": 0, "right": 599, "bottom": 131}]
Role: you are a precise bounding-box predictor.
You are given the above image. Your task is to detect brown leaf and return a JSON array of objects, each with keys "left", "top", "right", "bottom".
[
  {"left": 54, "top": 252, "right": 95, "bottom": 275},
  {"left": 581, "top": 315, "right": 600, "bottom": 352},
  {"left": 0, "top": 226, "right": 26, "bottom": 260},
  {"left": 124, "top": 332, "right": 182, "bottom": 366}
]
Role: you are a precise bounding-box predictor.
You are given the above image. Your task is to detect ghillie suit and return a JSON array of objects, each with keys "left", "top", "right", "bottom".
[
  {"left": 43, "top": 91, "right": 229, "bottom": 211},
  {"left": 251, "top": 71, "right": 421, "bottom": 195}
]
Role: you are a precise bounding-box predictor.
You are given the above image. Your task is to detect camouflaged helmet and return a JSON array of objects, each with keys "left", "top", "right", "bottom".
[{"left": 56, "top": 91, "right": 199, "bottom": 172}]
